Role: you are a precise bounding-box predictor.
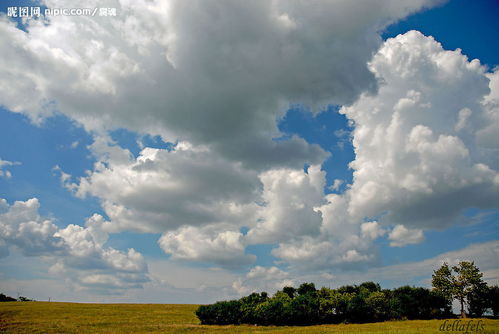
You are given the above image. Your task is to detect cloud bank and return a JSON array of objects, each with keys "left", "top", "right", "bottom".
[
  {"left": 1, "top": 0, "right": 498, "bottom": 299},
  {"left": 0, "top": 198, "right": 149, "bottom": 291}
]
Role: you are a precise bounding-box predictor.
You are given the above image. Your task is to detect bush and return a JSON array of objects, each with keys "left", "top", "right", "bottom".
[
  {"left": 290, "top": 292, "right": 320, "bottom": 325},
  {"left": 253, "top": 292, "right": 293, "bottom": 325},
  {"left": 196, "top": 300, "right": 242, "bottom": 325},
  {"left": 194, "top": 280, "right": 485, "bottom": 326},
  {"left": 0, "top": 293, "right": 16, "bottom": 302},
  {"left": 239, "top": 292, "right": 268, "bottom": 324}
]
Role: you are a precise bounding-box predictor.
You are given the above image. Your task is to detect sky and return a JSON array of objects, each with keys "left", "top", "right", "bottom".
[{"left": 0, "top": 0, "right": 498, "bottom": 303}]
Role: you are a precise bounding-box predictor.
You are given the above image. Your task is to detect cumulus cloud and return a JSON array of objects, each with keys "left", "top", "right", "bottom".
[
  {"left": 158, "top": 225, "right": 255, "bottom": 268},
  {"left": 61, "top": 138, "right": 260, "bottom": 234},
  {"left": 341, "top": 31, "right": 499, "bottom": 229},
  {"left": 477, "top": 70, "right": 499, "bottom": 161},
  {"left": 361, "top": 221, "right": 386, "bottom": 240},
  {"left": 61, "top": 136, "right": 382, "bottom": 269},
  {"left": 388, "top": 225, "right": 424, "bottom": 247},
  {"left": 246, "top": 165, "right": 326, "bottom": 243},
  {"left": 0, "top": 0, "right": 441, "bottom": 170},
  {"left": 0, "top": 198, "right": 149, "bottom": 291},
  {"left": 0, "top": 198, "right": 65, "bottom": 257},
  {"left": 244, "top": 166, "right": 385, "bottom": 271},
  {"left": 4, "top": 0, "right": 497, "bottom": 278},
  {"left": 267, "top": 191, "right": 382, "bottom": 271},
  {"left": 253, "top": 31, "right": 499, "bottom": 271}
]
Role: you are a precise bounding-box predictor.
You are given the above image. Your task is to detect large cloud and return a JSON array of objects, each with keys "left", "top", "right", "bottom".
[
  {"left": 342, "top": 31, "right": 499, "bottom": 229},
  {"left": 65, "top": 46, "right": 499, "bottom": 268},
  {"left": 6, "top": 0, "right": 498, "bottom": 277},
  {"left": 61, "top": 137, "right": 261, "bottom": 234},
  {"left": 256, "top": 31, "right": 499, "bottom": 271},
  {"left": 0, "top": 0, "right": 441, "bottom": 170},
  {"left": 0, "top": 198, "right": 149, "bottom": 291}
]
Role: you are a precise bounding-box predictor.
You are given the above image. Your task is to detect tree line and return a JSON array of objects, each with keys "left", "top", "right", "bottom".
[
  {"left": 0, "top": 293, "right": 34, "bottom": 302},
  {"left": 196, "top": 261, "right": 498, "bottom": 326}
]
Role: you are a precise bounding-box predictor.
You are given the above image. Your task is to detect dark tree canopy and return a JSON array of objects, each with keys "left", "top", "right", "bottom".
[
  {"left": 0, "top": 293, "right": 16, "bottom": 302},
  {"left": 196, "top": 282, "right": 451, "bottom": 326}
]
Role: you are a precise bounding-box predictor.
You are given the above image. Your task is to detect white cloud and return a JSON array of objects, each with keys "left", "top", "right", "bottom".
[
  {"left": 0, "top": 198, "right": 149, "bottom": 291},
  {"left": 0, "top": 158, "right": 20, "bottom": 179},
  {"left": 477, "top": 70, "right": 499, "bottom": 161},
  {"left": 341, "top": 31, "right": 499, "bottom": 229},
  {"left": 329, "top": 240, "right": 499, "bottom": 288},
  {"left": 0, "top": 255, "right": 241, "bottom": 303},
  {"left": 247, "top": 165, "right": 326, "bottom": 243},
  {"left": 388, "top": 224, "right": 424, "bottom": 247},
  {"left": 2, "top": 240, "right": 497, "bottom": 303},
  {"left": 269, "top": 190, "right": 384, "bottom": 271},
  {"left": 361, "top": 221, "right": 386, "bottom": 240},
  {"left": 246, "top": 167, "right": 386, "bottom": 271},
  {"left": 40, "top": 28, "right": 499, "bottom": 276},
  {"left": 329, "top": 179, "right": 345, "bottom": 192},
  {"left": 232, "top": 240, "right": 499, "bottom": 297},
  {"left": 0, "top": 0, "right": 442, "bottom": 170},
  {"left": 272, "top": 236, "right": 378, "bottom": 271},
  {"left": 0, "top": 198, "right": 65, "bottom": 257},
  {"left": 3, "top": 0, "right": 498, "bottom": 280},
  {"left": 158, "top": 224, "right": 255, "bottom": 268},
  {"left": 253, "top": 31, "right": 499, "bottom": 271},
  {"left": 232, "top": 266, "right": 295, "bottom": 296},
  {"left": 60, "top": 138, "right": 260, "bottom": 234}
]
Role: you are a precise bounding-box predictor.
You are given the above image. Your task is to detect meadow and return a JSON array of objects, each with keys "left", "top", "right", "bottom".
[{"left": 1, "top": 302, "right": 498, "bottom": 334}]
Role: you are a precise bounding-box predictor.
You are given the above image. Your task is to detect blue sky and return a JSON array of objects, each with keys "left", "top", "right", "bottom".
[{"left": 0, "top": 0, "right": 498, "bottom": 303}]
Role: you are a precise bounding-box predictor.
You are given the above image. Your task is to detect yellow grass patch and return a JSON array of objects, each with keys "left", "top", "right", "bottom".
[{"left": 1, "top": 302, "right": 498, "bottom": 333}]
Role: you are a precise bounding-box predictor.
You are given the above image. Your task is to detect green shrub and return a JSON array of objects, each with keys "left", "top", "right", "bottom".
[
  {"left": 196, "top": 300, "right": 242, "bottom": 325},
  {"left": 194, "top": 280, "right": 488, "bottom": 326}
]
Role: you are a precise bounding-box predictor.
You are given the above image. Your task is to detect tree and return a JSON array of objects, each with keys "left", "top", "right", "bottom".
[
  {"left": 487, "top": 285, "right": 499, "bottom": 317},
  {"left": 297, "top": 282, "right": 316, "bottom": 296},
  {"left": 468, "top": 285, "right": 489, "bottom": 317},
  {"left": 282, "top": 286, "right": 297, "bottom": 299},
  {"left": 432, "top": 263, "right": 454, "bottom": 302},
  {"left": 432, "top": 261, "right": 487, "bottom": 318},
  {"left": 391, "top": 286, "right": 431, "bottom": 320},
  {"left": 453, "top": 262, "right": 487, "bottom": 318},
  {"left": 365, "top": 291, "right": 389, "bottom": 321},
  {"left": 359, "top": 281, "right": 381, "bottom": 293}
]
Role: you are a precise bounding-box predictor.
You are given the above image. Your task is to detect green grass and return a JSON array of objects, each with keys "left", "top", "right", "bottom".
[{"left": 1, "top": 302, "right": 498, "bottom": 333}]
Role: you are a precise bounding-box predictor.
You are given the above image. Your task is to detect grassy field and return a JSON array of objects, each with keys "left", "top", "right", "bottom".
[{"left": 1, "top": 302, "right": 498, "bottom": 333}]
